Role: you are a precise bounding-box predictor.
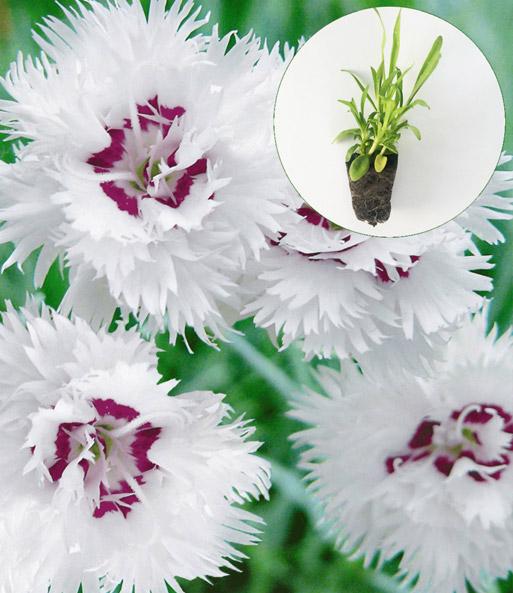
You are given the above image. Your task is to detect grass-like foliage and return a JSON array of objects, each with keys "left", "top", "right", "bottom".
[{"left": 335, "top": 9, "right": 443, "bottom": 182}]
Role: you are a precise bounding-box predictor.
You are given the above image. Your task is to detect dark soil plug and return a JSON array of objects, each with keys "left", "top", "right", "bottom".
[{"left": 346, "top": 153, "right": 398, "bottom": 226}]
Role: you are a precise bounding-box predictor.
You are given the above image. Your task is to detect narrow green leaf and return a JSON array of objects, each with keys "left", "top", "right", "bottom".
[
  {"left": 374, "top": 153, "right": 387, "bottom": 172},
  {"left": 381, "top": 78, "right": 391, "bottom": 98},
  {"left": 376, "top": 61, "right": 385, "bottom": 89},
  {"left": 360, "top": 85, "right": 369, "bottom": 115},
  {"left": 227, "top": 332, "right": 300, "bottom": 400},
  {"left": 394, "top": 97, "right": 430, "bottom": 120},
  {"left": 383, "top": 74, "right": 396, "bottom": 98},
  {"left": 332, "top": 128, "right": 359, "bottom": 143},
  {"left": 389, "top": 83, "right": 403, "bottom": 106},
  {"left": 349, "top": 153, "right": 370, "bottom": 181},
  {"left": 351, "top": 97, "right": 365, "bottom": 127},
  {"left": 365, "top": 93, "right": 377, "bottom": 111},
  {"left": 341, "top": 69, "right": 366, "bottom": 93},
  {"left": 338, "top": 99, "right": 362, "bottom": 126},
  {"left": 341, "top": 69, "right": 376, "bottom": 111},
  {"left": 380, "top": 143, "right": 398, "bottom": 154},
  {"left": 389, "top": 9, "right": 402, "bottom": 77},
  {"left": 370, "top": 66, "right": 379, "bottom": 98},
  {"left": 394, "top": 120, "right": 409, "bottom": 132},
  {"left": 340, "top": 70, "right": 376, "bottom": 109},
  {"left": 383, "top": 98, "right": 396, "bottom": 118},
  {"left": 410, "top": 99, "right": 430, "bottom": 109},
  {"left": 408, "top": 35, "right": 443, "bottom": 103},
  {"left": 395, "top": 63, "right": 414, "bottom": 91},
  {"left": 407, "top": 124, "right": 422, "bottom": 140},
  {"left": 373, "top": 8, "right": 386, "bottom": 67},
  {"left": 345, "top": 143, "right": 359, "bottom": 162}
]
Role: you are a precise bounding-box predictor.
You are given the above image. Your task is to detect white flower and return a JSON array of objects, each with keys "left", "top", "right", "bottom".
[
  {"left": 242, "top": 198, "right": 493, "bottom": 371},
  {"left": 455, "top": 153, "right": 513, "bottom": 244},
  {"left": 291, "top": 307, "right": 513, "bottom": 593},
  {"left": 0, "top": 0, "right": 292, "bottom": 344},
  {"left": 0, "top": 304, "right": 270, "bottom": 593}
]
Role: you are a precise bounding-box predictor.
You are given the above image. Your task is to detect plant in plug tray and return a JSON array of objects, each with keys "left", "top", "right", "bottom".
[{"left": 334, "top": 9, "right": 443, "bottom": 226}]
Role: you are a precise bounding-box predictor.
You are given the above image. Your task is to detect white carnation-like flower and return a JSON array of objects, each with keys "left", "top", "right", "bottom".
[
  {"left": 291, "top": 308, "right": 513, "bottom": 593},
  {"left": 242, "top": 198, "right": 493, "bottom": 370},
  {"left": 0, "top": 0, "right": 292, "bottom": 343},
  {"left": 0, "top": 304, "right": 270, "bottom": 593},
  {"left": 455, "top": 153, "right": 513, "bottom": 244}
]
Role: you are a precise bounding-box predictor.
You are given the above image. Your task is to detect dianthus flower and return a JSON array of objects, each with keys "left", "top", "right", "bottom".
[
  {"left": 0, "top": 0, "right": 291, "bottom": 343},
  {"left": 456, "top": 153, "right": 513, "bottom": 244},
  {"left": 291, "top": 307, "right": 513, "bottom": 593},
  {"left": 0, "top": 304, "right": 270, "bottom": 593},
  {"left": 242, "top": 190, "right": 496, "bottom": 372}
]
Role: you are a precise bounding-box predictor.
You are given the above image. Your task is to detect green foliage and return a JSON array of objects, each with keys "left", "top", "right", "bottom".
[{"left": 335, "top": 9, "right": 443, "bottom": 182}]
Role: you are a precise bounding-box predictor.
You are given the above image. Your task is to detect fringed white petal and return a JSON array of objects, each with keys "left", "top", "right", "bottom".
[
  {"left": 291, "top": 308, "right": 513, "bottom": 593},
  {"left": 243, "top": 204, "right": 492, "bottom": 368},
  {"left": 0, "top": 305, "right": 270, "bottom": 593},
  {"left": 0, "top": 0, "right": 294, "bottom": 344}
]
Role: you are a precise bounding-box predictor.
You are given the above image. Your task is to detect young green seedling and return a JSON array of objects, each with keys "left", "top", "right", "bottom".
[{"left": 334, "top": 9, "right": 443, "bottom": 182}]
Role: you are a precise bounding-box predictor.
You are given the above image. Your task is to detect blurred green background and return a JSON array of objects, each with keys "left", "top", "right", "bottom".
[{"left": 0, "top": 1, "right": 512, "bottom": 593}]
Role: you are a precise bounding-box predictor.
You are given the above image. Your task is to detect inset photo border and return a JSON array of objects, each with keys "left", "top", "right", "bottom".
[{"left": 274, "top": 7, "right": 505, "bottom": 237}]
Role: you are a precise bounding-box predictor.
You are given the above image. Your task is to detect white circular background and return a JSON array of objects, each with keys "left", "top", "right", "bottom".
[{"left": 274, "top": 7, "right": 505, "bottom": 237}]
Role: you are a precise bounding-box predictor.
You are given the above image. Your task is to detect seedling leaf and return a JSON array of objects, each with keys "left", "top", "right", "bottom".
[
  {"left": 409, "top": 35, "right": 443, "bottom": 102},
  {"left": 381, "top": 143, "right": 398, "bottom": 154},
  {"left": 341, "top": 70, "right": 377, "bottom": 110},
  {"left": 333, "top": 128, "right": 360, "bottom": 143},
  {"left": 338, "top": 98, "right": 364, "bottom": 127},
  {"left": 373, "top": 8, "right": 386, "bottom": 65},
  {"left": 336, "top": 9, "right": 442, "bottom": 172},
  {"left": 370, "top": 66, "right": 378, "bottom": 95},
  {"left": 394, "top": 64, "right": 414, "bottom": 90},
  {"left": 346, "top": 143, "right": 359, "bottom": 162},
  {"left": 389, "top": 10, "right": 402, "bottom": 77},
  {"left": 374, "top": 154, "right": 387, "bottom": 173},
  {"left": 407, "top": 124, "right": 421, "bottom": 140},
  {"left": 376, "top": 61, "right": 385, "bottom": 92},
  {"left": 341, "top": 70, "right": 377, "bottom": 111},
  {"left": 349, "top": 154, "right": 370, "bottom": 181},
  {"left": 360, "top": 86, "right": 370, "bottom": 115},
  {"left": 410, "top": 99, "right": 430, "bottom": 110},
  {"left": 341, "top": 69, "right": 367, "bottom": 93}
]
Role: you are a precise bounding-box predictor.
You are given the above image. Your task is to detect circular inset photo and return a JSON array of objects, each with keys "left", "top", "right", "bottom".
[{"left": 274, "top": 7, "right": 505, "bottom": 237}]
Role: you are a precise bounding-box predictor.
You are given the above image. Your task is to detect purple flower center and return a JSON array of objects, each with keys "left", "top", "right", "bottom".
[
  {"left": 297, "top": 206, "right": 331, "bottom": 230},
  {"left": 47, "top": 398, "right": 160, "bottom": 518},
  {"left": 287, "top": 207, "right": 422, "bottom": 277},
  {"left": 386, "top": 404, "right": 513, "bottom": 482},
  {"left": 87, "top": 96, "right": 209, "bottom": 217},
  {"left": 375, "top": 256, "right": 420, "bottom": 282},
  {"left": 275, "top": 205, "right": 351, "bottom": 254}
]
